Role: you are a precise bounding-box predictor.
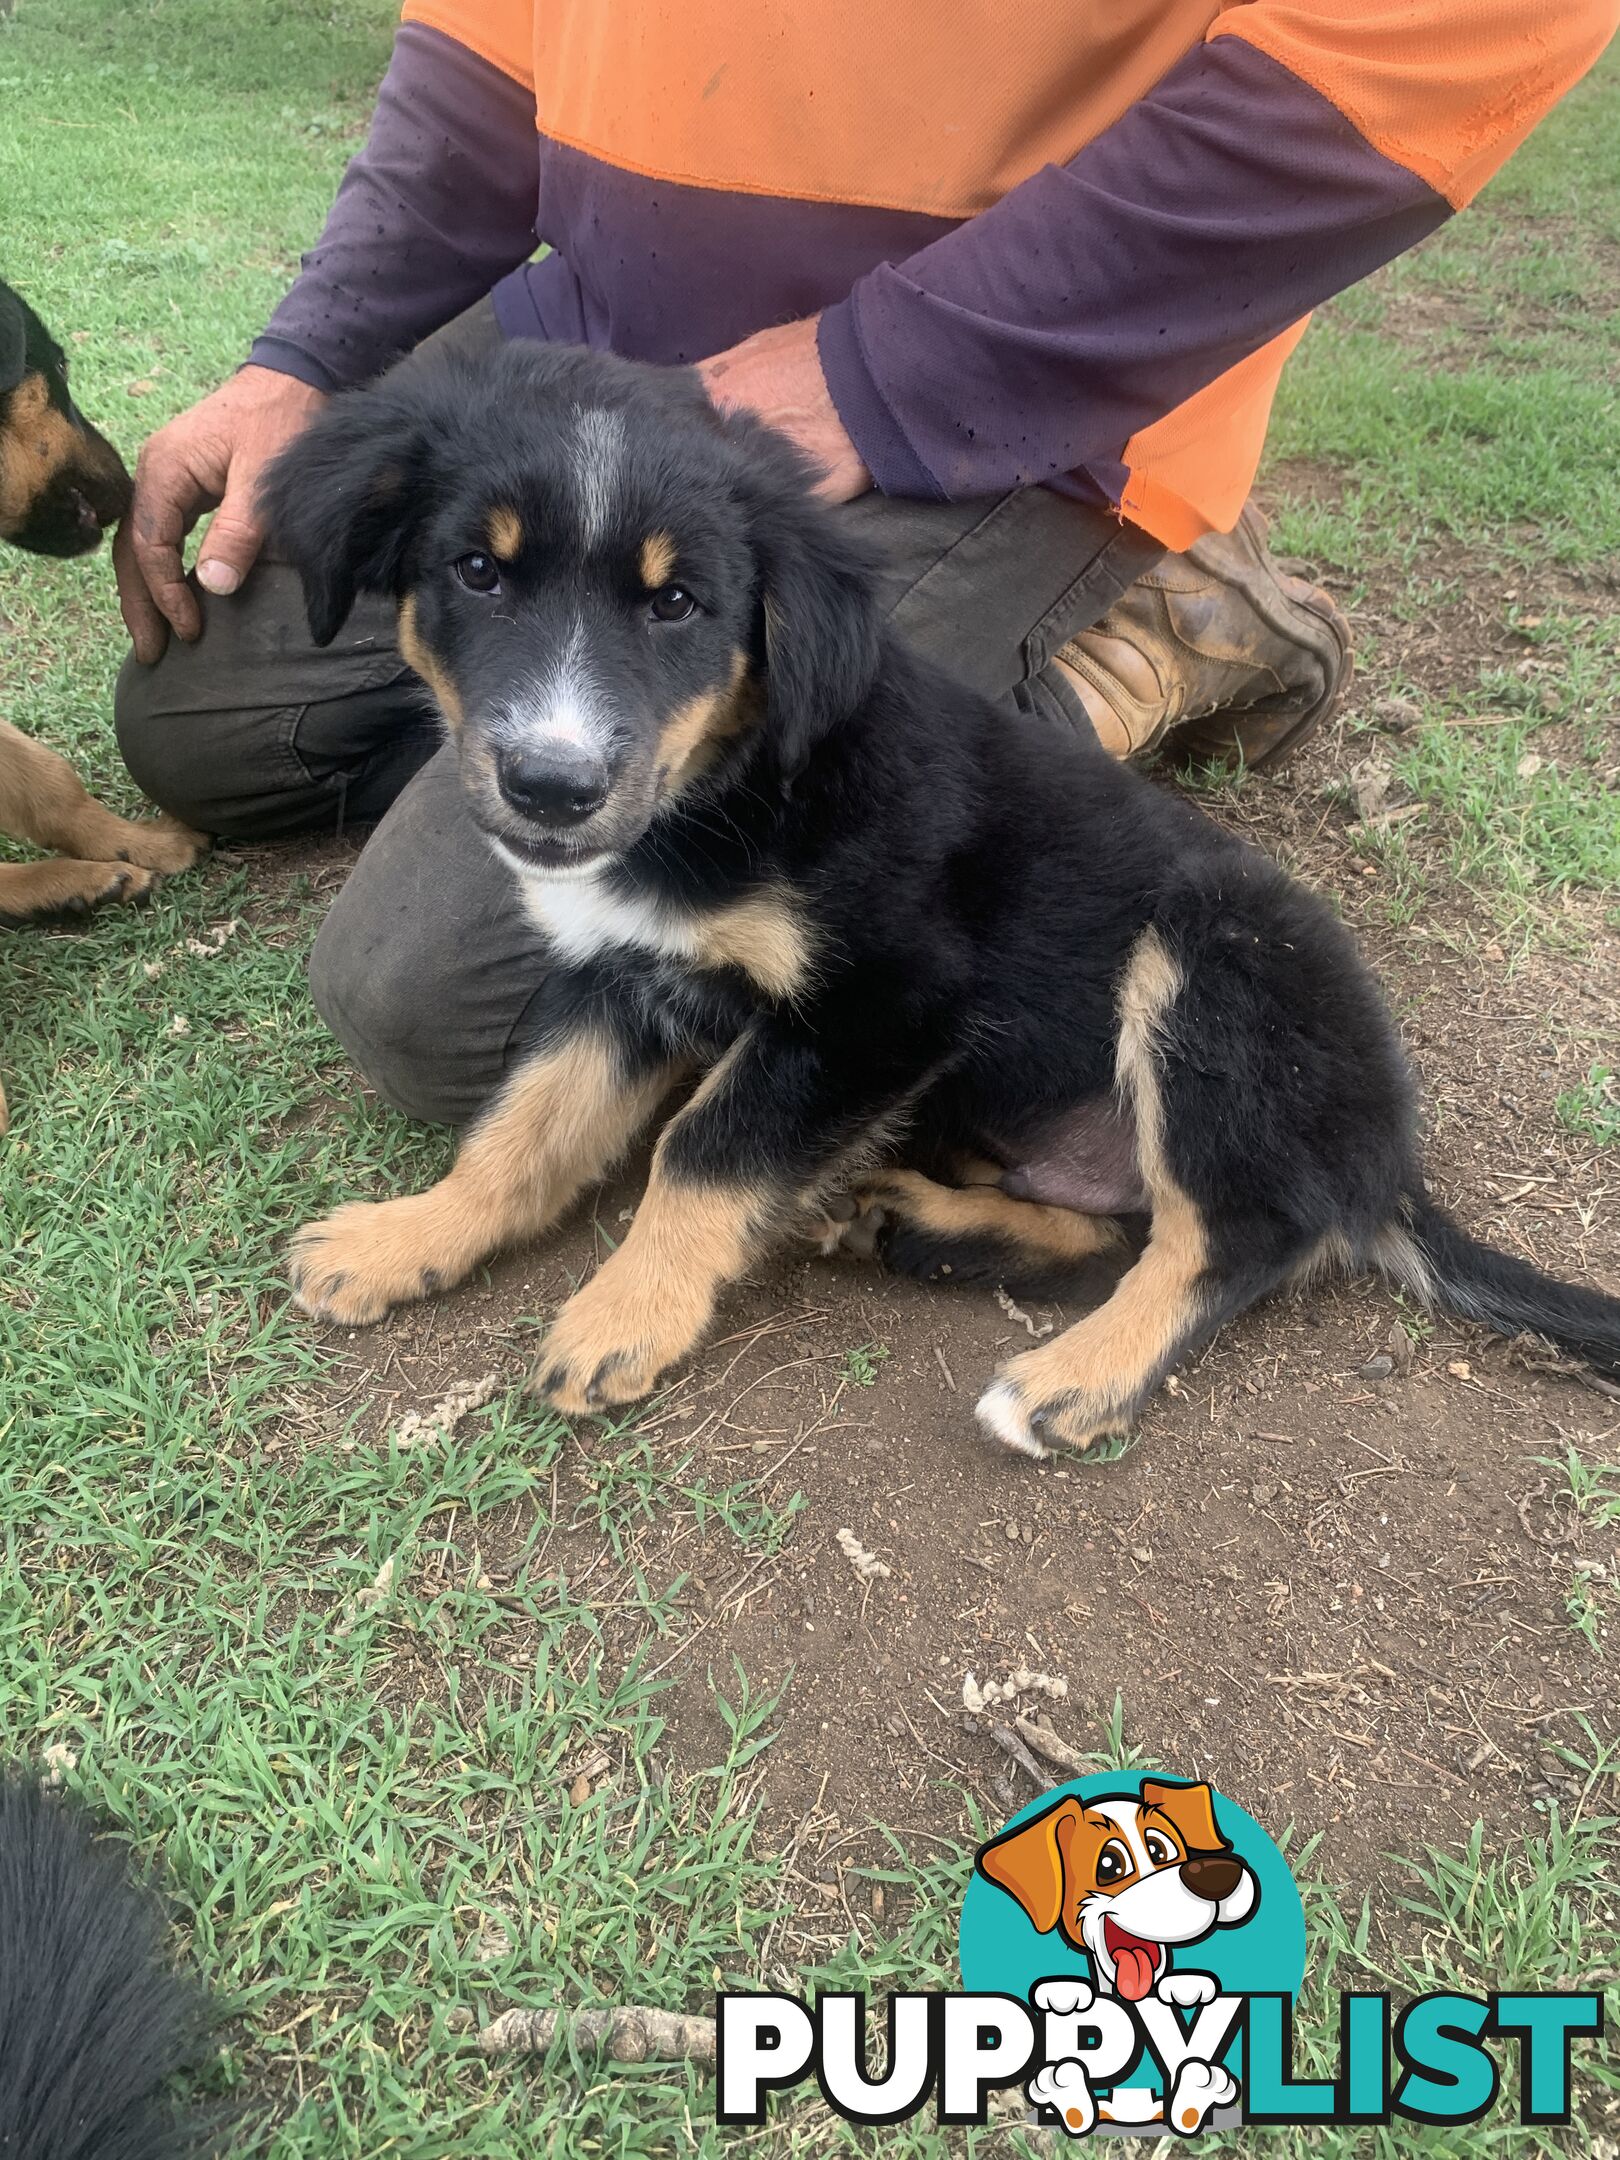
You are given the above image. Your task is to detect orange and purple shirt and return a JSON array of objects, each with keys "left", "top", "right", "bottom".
[{"left": 252, "top": 0, "right": 1616, "bottom": 547}]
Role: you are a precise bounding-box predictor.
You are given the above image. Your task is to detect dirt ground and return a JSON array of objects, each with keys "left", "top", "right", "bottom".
[{"left": 261, "top": 521, "right": 1619, "bottom": 1959}]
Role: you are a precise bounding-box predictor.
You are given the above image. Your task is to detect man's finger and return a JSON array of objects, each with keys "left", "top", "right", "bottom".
[
  {"left": 195, "top": 470, "right": 267, "bottom": 598},
  {"left": 127, "top": 478, "right": 204, "bottom": 646},
  {"left": 114, "top": 516, "right": 171, "bottom": 666}
]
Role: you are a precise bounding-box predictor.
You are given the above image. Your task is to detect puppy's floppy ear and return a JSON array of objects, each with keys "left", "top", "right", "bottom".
[
  {"left": 745, "top": 479, "right": 882, "bottom": 789},
  {"left": 975, "top": 1797, "right": 1083, "bottom": 1935},
  {"left": 0, "top": 297, "right": 27, "bottom": 394},
  {"left": 1140, "top": 1778, "right": 1228, "bottom": 1856},
  {"left": 258, "top": 389, "right": 435, "bottom": 646}
]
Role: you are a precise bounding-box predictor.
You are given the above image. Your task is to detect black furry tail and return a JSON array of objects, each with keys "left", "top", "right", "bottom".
[
  {"left": 1380, "top": 1192, "right": 1620, "bottom": 1378},
  {"left": 0, "top": 1778, "right": 205, "bottom": 2160}
]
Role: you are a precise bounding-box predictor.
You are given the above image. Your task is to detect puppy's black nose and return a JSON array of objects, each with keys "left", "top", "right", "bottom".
[
  {"left": 496, "top": 744, "right": 609, "bottom": 826},
  {"left": 1180, "top": 1854, "right": 1243, "bottom": 1903}
]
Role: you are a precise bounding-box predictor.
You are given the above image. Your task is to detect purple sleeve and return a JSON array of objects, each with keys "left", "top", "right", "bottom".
[
  {"left": 817, "top": 36, "right": 1449, "bottom": 501},
  {"left": 249, "top": 22, "right": 538, "bottom": 393}
]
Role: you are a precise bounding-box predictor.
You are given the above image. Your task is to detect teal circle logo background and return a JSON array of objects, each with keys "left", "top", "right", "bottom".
[{"left": 959, "top": 1773, "right": 1306, "bottom": 2006}]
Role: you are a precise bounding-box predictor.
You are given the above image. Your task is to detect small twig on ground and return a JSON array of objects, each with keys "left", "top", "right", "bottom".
[
  {"left": 988, "top": 1721, "right": 1050, "bottom": 1786},
  {"left": 1015, "top": 1716, "right": 1090, "bottom": 1776},
  {"left": 478, "top": 2005, "right": 717, "bottom": 2065}
]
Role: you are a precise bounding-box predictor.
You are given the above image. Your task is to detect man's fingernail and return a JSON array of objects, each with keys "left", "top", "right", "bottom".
[{"left": 197, "top": 559, "right": 240, "bottom": 596}]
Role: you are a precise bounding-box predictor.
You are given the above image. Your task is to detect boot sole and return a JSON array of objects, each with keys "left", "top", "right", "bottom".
[{"left": 1169, "top": 580, "right": 1353, "bottom": 774}]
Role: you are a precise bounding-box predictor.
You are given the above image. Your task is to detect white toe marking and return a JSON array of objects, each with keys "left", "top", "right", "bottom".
[
  {"left": 1157, "top": 1972, "right": 1218, "bottom": 2009},
  {"left": 976, "top": 1379, "right": 1050, "bottom": 1459}
]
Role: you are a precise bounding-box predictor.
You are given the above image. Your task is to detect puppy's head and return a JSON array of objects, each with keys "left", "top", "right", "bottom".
[
  {"left": 262, "top": 343, "right": 881, "bottom": 880},
  {"left": 0, "top": 280, "right": 132, "bottom": 557},
  {"left": 976, "top": 1780, "right": 1257, "bottom": 2001}
]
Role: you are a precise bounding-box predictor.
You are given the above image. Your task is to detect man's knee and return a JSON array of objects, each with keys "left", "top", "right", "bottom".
[
  {"left": 309, "top": 897, "right": 471, "bottom": 1128},
  {"left": 308, "top": 747, "right": 558, "bottom": 1129},
  {"left": 114, "top": 647, "right": 248, "bottom": 834}
]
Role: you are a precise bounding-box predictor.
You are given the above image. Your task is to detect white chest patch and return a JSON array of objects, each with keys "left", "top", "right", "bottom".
[
  {"left": 511, "top": 857, "right": 813, "bottom": 1000},
  {"left": 517, "top": 866, "right": 697, "bottom": 969}
]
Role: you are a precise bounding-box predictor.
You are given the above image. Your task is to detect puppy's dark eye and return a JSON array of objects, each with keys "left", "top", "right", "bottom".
[
  {"left": 1096, "top": 1841, "right": 1132, "bottom": 1886},
  {"left": 1143, "top": 1831, "right": 1177, "bottom": 1867},
  {"left": 650, "top": 584, "right": 697, "bottom": 623},
  {"left": 455, "top": 553, "right": 502, "bottom": 594}
]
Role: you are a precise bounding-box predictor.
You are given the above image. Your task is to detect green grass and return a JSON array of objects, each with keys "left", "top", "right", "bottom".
[
  {"left": 1558, "top": 1063, "right": 1620, "bottom": 1148},
  {"left": 1268, "top": 58, "right": 1620, "bottom": 570},
  {"left": 3, "top": 2, "right": 1619, "bottom": 2151}
]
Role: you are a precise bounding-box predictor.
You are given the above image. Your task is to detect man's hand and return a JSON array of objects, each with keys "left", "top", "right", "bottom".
[
  {"left": 115, "top": 365, "right": 328, "bottom": 664},
  {"left": 697, "top": 317, "right": 870, "bottom": 503}
]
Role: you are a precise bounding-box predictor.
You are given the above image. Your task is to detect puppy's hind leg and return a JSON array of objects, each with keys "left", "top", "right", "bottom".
[
  {"left": 976, "top": 928, "right": 1315, "bottom": 1458},
  {"left": 838, "top": 1166, "right": 1127, "bottom": 1298}
]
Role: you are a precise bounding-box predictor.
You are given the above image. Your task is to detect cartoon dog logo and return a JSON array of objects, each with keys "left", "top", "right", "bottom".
[{"left": 976, "top": 1778, "right": 1257, "bottom": 2134}]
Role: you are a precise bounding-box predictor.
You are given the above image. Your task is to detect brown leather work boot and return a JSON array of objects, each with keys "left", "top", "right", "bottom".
[{"left": 1051, "top": 503, "right": 1351, "bottom": 770}]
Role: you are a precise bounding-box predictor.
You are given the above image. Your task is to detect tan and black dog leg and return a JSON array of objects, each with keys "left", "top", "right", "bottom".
[
  {"left": 973, "top": 927, "right": 1313, "bottom": 1457},
  {"left": 534, "top": 1044, "right": 773, "bottom": 1412},
  {"left": 534, "top": 1015, "right": 934, "bottom": 1412},
  {"left": 829, "top": 1165, "right": 1126, "bottom": 1286},
  {"left": 289, "top": 1031, "right": 676, "bottom": 1325},
  {"left": 0, "top": 720, "right": 206, "bottom": 887},
  {"left": 976, "top": 1189, "right": 1213, "bottom": 1455}
]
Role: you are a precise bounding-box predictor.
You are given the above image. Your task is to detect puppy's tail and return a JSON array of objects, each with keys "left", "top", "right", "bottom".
[
  {"left": 1379, "top": 1190, "right": 1620, "bottom": 1378},
  {"left": 0, "top": 1776, "right": 207, "bottom": 2160}
]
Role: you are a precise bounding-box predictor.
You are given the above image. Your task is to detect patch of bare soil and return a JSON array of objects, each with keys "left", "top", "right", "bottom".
[{"left": 258, "top": 526, "right": 1618, "bottom": 1939}]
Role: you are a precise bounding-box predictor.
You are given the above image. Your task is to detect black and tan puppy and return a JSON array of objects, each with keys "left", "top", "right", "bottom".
[
  {"left": 1, "top": 280, "right": 203, "bottom": 929},
  {"left": 265, "top": 344, "right": 1620, "bottom": 1457}
]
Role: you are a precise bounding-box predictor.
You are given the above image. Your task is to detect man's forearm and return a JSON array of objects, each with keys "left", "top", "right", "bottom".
[
  {"left": 250, "top": 21, "right": 539, "bottom": 392},
  {"left": 819, "top": 0, "right": 1617, "bottom": 503}
]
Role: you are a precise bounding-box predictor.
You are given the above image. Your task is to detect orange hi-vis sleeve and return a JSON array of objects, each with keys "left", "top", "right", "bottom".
[
  {"left": 1210, "top": 0, "right": 1619, "bottom": 209},
  {"left": 265, "top": 0, "right": 1615, "bottom": 544},
  {"left": 401, "top": 0, "right": 532, "bottom": 91}
]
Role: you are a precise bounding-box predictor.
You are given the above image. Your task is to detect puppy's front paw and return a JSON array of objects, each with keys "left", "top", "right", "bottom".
[
  {"left": 975, "top": 1360, "right": 1131, "bottom": 1460},
  {"left": 289, "top": 1197, "right": 450, "bottom": 1325},
  {"left": 0, "top": 857, "right": 158, "bottom": 925},
  {"left": 532, "top": 1274, "right": 697, "bottom": 1414},
  {"left": 1167, "top": 2058, "right": 1238, "bottom": 2136},
  {"left": 118, "top": 812, "right": 209, "bottom": 875}
]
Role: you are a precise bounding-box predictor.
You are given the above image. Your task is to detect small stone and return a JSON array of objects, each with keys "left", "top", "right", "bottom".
[
  {"left": 1359, "top": 1353, "right": 1394, "bottom": 1381},
  {"left": 445, "top": 2006, "right": 475, "bottom": 2034},
  {"left": 567, "top": 1772, "right": 592, "bottom": 1806},
  {"left": 1448, "top": 1359, "right": 1473, "bottom": 1380},
  {"left": 1251, "top": 1482, "right": 1278, "bottom": 1506},
  {"left": 1005, "top": 1521, "right": 1021, "bottom": 1542}
]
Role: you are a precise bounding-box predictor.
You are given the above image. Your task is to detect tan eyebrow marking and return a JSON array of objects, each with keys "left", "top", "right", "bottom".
[
  {"left": 486, "top": 506, "right": 523, "bottom": 559},
  {"left": 639, "top": 531, "right": 677, "bottom": 588}
]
